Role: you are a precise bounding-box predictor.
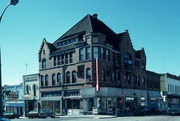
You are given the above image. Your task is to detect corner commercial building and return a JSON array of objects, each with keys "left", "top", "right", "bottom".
[{"left": 38, "top": 14, "right": 147, "bottom": 115}]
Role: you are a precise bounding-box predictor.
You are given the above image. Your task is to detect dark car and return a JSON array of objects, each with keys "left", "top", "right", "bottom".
[
  {"left": 134, "top": 106, "right": 150, "bottom": 115},
  {"left": 39, "top": 109, "right": 55, "bottom": 118},
  {"left": 26, "top": 110, "right": 39, "bottom": 119},
  {"left": 4, "top": 112, "right": 20, "bottom": 119},
  {"left": 0, "top": 118, "right": 10, "bottom": 121}
]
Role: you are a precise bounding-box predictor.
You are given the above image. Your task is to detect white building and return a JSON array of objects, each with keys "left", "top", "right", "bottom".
[
  {"left": 160, "top": 73, "right": 180, "bottom": 101},
  {"left": 23, "top": 73, "right": 39, "bottom": 116}
]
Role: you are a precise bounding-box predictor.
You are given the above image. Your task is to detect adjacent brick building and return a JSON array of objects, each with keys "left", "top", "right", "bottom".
[{"left": 38, "top": 14, "right": 147, "bottom": 115}]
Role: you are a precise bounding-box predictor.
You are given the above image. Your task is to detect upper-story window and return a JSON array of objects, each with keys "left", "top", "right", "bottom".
[
  {"left": 124, "top": 53, "right": 133, "bottom": 70},
  {"left": 66, "top": 72, "right": 70, "bottom": 83},
  {"left": 41, "top": 75, "right": 44, "bottom": 86},
  {"left": 86, "top": 68, "right": 91, "bottom": 80},
  {"left": 61, "top": 54, "right": 64, "bottom": 65},
  {"left": 79, "top": 48, "right": 84, "bottom": 61},
  {"left": 26, "top": 85, "right": 31, "bottom": 95},
  {"left": 69, "top": 52, "right": 73, "bottom": 63},
  {"left": 42, "top": 59, "right": 47, "bottom": 69},
  {"left": 33, "top": 84, "right": 37, "bottom": 97},
  {"left": 52, "top": 74, "right": 56, "bottom": 86},
  {"left": 57, "top": 37, "right": 78, "bottom": 47},
  {"left": 77, "top": 65, "right": 84, "bottom": 78},
  {"left": 124, "top": 72, "right": 131, "bottom": 85},
  {"left": 57, "top": 55, "right": 60, "bottom": 65},
  {"left": 72, "top": 71, "right": 77, "bottom": 83},
  {"left": 106, "top": 49, "right": 110, "bottom": 61},
  {"left": 65, "top": 53, "right": 68, "bottom": 64},
  {"left": 93, "top": 47, "right": 99, "bottom": 59},
  {"left": 45, "top": 75, "right": 49, "bottom": 86},
  {"left": 53, "top": 56, "right": 56, "bottom": 66},
  {"left": 43, "top": 49, "right": 46, "bottom": 55},
  {"left": 101, "top": 69, "right": 105, "bottom": 81},
  {"left": 142, "top": 77, "right": 145, "bottom": 85},
  {"left": 93, "top": 38, "right": 99, "bottom": 43},
  {"left": 57, "top": 73, "right": 61, "bottom": 85},
  {"left": 86, "top": 47, "right": 91, "bottom": 60}
]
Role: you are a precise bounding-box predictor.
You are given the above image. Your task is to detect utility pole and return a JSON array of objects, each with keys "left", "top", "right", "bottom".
[
  {"left": 0, "top": 48, "right": 3, "bottom": 117},
  {"left": 25, "top": 63, "right": 28, "bottom": 74}
]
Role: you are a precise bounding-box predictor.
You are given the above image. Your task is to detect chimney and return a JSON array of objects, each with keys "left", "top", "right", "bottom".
[
  {"left": 125, "top": 29, "right": 128, "bottom": 33},
  {"left": 92, "top": 13, "right": 98, "bottom": 19}
]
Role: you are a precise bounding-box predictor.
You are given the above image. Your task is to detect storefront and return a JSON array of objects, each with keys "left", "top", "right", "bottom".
[
  {"left": 41, "top": 97, "right": 61, "bottom": 115},
  {"left": 82, "top": 87, "right": 148, "bottom": 115},
  {"left": 64, "top": 90, "right": 82, "bottom": 115},
  {"left": 148, "top": 90, "right": 163, "bottom": 112},
  {"left": 5, "top": 101, "right": 24, "bottom": 116}
]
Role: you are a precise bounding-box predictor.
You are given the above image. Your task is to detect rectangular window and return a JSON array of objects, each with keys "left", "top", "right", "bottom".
[
  {"left": 57, "top": 55, "right": 60, "bottom": 65},
  {"left": 61, "top": 54, "right": 64, "bottom": 65},
  {"left": 69, "top": 52, "right": 73, "bottom": 63},
  {"left": 100, "top": 48, "right": 103, "bottom": 60},
  {"left": 93, "top": 47, "right": 99, "bottom": 59},
  {"left": 106, "top": 49, "right": 110, "bottom": 61},
  {"left": 77, "top": 65, "right": 84, "bottom": 78},
  {"left": 86, "top": 47, "right": 91, "bottom": 60},
  {"left": 79, "top": 48, "right": 84, "bottom": 61},
  {"left": 53, "top": 56, "right": 56, "bottom": 66},
  {"left": 65, "top": 53, "right": 68, "bottom": 64}
]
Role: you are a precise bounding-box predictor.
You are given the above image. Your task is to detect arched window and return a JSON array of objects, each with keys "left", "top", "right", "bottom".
[
  {"left": 52, "top": 74, "right": 56, "bottom": 86},
  {"left": 45, "top": 75, "right": 49, "bottom": 86},
  {"left": 41, "top": 75, "right": 44, "bottom": 86},
  {"left": 26, "top": 85, "right": 31, "bottom": 95},
  {"left": 142, "top": 77, "right": 145, "bottom": 85},
  {"left": 33, "top": 84, "right": 38, "bottom": 97},
  {"left": 124, "top": 53, "right": 133, "bottom": 70},
  {"left": 72, "top": 71, "right": 76, "bottom": 83},
  {"left": 42, "top": 59, "right": 47, "bottom": 69},
  {"left": 86, "top": 68, "right": 91, "bottom": 80},
  {"left": 66, "top": 72, "right": 70, "bottom": 83},
  {"left": 57, "top": 73, "right": 61, "bottom": 85}
]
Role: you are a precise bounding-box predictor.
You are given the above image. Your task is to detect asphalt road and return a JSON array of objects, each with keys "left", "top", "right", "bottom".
[{"left": 11, "top": 115, "right": 180, "bottom": 121}]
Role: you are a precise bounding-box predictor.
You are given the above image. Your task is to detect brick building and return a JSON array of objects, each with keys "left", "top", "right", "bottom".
[
  {"left": 146, "top": 70, "right": 163, "bottom": 111},
  {"left": 38, "top": 14, "right": 147, "bottom": 115}
]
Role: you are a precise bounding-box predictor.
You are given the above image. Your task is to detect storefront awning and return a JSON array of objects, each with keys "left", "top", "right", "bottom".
[
  {"left": 148, "top": 90, "right": 162, "bottom": 99},
  {"left": 5, "top": 102, "right": 24, "bottom": 107}
]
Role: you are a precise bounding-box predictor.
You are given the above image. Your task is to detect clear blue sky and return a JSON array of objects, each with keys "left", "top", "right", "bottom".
[{"left": 0, "top": 0, "right": 180, "bottom": 85}]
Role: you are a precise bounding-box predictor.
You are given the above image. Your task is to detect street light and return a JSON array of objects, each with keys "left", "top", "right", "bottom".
[{"left": 0, "top": 0, "right": 19, "bottom": 22}]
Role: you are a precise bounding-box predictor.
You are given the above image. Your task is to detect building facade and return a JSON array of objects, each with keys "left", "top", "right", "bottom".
[
  {"left": 39, "top": 14, "right": 147, "bottom": 115},
  {"left": 146, "top": 70, "right": 163, "bottom": 111},
  {"left": 3, "top": 83, "right": 24, "bottom": 116},
  {"left": 23, "top": 73, "right": 39, "bottom": 116},
  {"left": 160, "top": 73, "right": 180, "bottom": 113}
]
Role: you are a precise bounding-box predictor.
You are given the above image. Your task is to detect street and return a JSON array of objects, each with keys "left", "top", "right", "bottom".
[{"left": 11, "top": 115, "right": 180, "bottom": 121}]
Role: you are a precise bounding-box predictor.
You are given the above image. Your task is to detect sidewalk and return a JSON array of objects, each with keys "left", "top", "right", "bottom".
[{"left": 59, "top": 114, "right": 116, "bottom": 119}]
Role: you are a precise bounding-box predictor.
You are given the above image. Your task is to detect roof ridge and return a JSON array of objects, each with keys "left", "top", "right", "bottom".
[
  {"left": 88, "top": 14, "right": 93, "bottom": 33},
  {"left": 53, "top": 14, "right": 91, "bottom": 45}
]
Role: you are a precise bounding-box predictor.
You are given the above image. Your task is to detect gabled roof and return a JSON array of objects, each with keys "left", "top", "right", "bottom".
[
  {"left": 53, "top": 14, "right": 119, "bottom": 48},
  {"left": 135, "top": 48, "right": 146, "bottom": 59}
]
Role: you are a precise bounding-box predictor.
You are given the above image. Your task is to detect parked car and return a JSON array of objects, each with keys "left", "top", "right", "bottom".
[
  {"left": 4, "top": 112, "right": 20, "bottom": 119},
  {"left": 39, "top": 109, "right": 55, "bottom": 118},
  {"left": 0, "top": 118, "right": 10, "bottom": 121},
  {"left": 134, "top": 106, "right": 150, "bottom": 115},
  {"left": 26, "top": 110, "right": 39, "bottom": 119}
]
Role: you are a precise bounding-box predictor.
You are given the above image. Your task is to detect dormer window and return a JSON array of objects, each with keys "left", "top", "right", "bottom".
[{"left": 57, "top": 37, "right": 78, "bottom": 47}]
